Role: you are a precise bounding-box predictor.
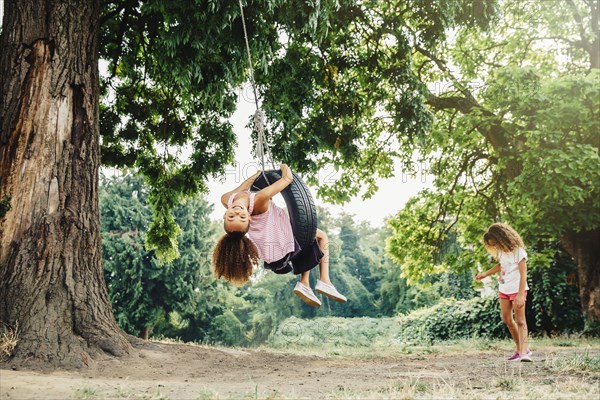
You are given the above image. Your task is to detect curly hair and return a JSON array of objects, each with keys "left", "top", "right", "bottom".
[
  {"left": 483, "top": 223, "right": 525, "bottom": 253},
  {"left": 212, "top": 231, "right": 260, "bottom": 286}
]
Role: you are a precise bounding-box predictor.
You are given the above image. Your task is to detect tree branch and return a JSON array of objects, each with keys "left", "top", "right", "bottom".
[
  {"left": 566, "top": 0, "right": 590, "bottom": 48},
  {"left": 565, "top": 0, "right": 599, "bottom": 68},
  {"left": 99, "top": 0, "right": 128, "bottom": 27}
]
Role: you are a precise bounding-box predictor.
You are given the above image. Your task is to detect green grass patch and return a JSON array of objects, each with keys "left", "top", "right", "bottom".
[{"left": 74, "top": 387, "right": 98, "bottom": 400}]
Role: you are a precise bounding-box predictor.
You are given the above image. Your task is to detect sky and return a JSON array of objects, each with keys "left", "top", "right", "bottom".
[{"left": 206, "top": 85, "right": 432, "bottom": 227}]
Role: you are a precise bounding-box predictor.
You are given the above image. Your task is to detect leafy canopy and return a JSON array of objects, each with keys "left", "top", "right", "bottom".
[
  {"left": 98, "top": 0, "right": 496, "bottom": 260},
  {"left": 386, "top": 0, "right": 599, "bottom": 282}
]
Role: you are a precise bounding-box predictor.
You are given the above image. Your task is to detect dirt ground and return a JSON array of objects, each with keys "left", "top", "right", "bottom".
[{"left": 1, "top": 340, "right": 599, "bottom": 399}]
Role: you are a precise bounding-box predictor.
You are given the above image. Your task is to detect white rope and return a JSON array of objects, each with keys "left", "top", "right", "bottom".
[{"left": 238, "top": 0, "right": 274, "bottom": 172}]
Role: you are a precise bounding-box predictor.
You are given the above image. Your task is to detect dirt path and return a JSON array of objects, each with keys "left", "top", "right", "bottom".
[{"left": 1, "top": 341, "right": 598, "bottom": 399}]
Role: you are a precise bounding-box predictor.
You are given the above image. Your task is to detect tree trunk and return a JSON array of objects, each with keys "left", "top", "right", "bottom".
[
  {"left": 140, "top": 326, "right": 150, "bottom": 340},
  {"left": 0, "top": 0, "right": 131, "bottom": 367},
  {"left": 561, "top": 228, "right": 600, "bottom": 334}
]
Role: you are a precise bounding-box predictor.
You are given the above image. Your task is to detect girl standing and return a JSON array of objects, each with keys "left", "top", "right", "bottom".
[{"left": 476, "top": 223, "right": 532, "bottom": 362}]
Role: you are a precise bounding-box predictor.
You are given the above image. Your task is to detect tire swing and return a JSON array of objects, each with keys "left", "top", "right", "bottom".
[
  {"left": 238, "top": 1, "right": 319, "bottom": 260},
  {"left": 251, "top": 170, "right": 318, "bottom": 252}
]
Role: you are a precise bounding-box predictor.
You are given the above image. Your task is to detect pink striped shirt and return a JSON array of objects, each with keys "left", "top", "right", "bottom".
[{"left": 227, "top": 192, "right": 295, "bottom": 263}]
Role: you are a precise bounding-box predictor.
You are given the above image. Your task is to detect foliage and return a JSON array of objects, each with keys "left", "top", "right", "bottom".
[
  {"left": 385, "top": 0, "right": 599, "bottom": 325},
  {"left": 395, "top": 297, "right": 507, "bottom": 343},
  {"left": 210, "top": 310, "right": 245, "bottom": 346},
  {"left": 318, "top": 237, "right": 377, "bottom": 317},
  {"left": 231, "top": 271, "right": 300, "bottom": 346},
  {"left": 227, "top": 211, "right": 382, "bottom": 346},
  {"left": 100, "top": 173, "right": 157, "bottom": 335},
  {"left": 259, "top": 0, "right": 497, "bottom": 202},
  {"left": 96, "top": 0, "right": 496, "bottom": 261},
  {"left": 100, "top": 172, "right": 218, "bottom": 337},
  {"left": 269, "top": 296, "right": 506, "bottom": 349},
  {"left": 269, "top": 316, "right": 402, "bottom": 349},
  {"left": 98, "top": 177, "right": 384, "bottom": 345},
  {"left": 529, "top": 247, "right": 584, "bottom": 334},
  {"left": 505, "top": 71, "right": 600, "bottom": 237},
  {"left": 387, "top": 193, "right": 476, "bottom": 284},
  {"left": 338, "top": 214, "right": 379, "bottom": 294},
  {"left": 377, "top": 265, "right": 413, "bottom": 316},
  {"left": 99, "top": 174, "right": 583, "bottom": 343},
  {"left": 98, "top": 0, "right": 345, "bottom": 261},
  {"left": 377, "top": 267, "right": 478, "bottom": 316}
]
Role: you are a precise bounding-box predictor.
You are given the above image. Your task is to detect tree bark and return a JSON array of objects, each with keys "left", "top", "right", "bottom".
[
  {"left": 140, "top": 326, "right": 150, "bottom": 340},
  {"left": 0, "top": 0, "right": 131, "bottom": 368},
  {"left": 560, "top": 228, "right": 600, "bottom": 334}
]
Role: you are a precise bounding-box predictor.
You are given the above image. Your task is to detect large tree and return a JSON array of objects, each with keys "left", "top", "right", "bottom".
[
  {"left": 0, "top": 0, "right": 323, "bottom": 367},
  {"left": 386, "top": 0, "right": 599, "bottom": 331},
  {"left": 0, "top": 0, "right": 132, "bottom": 366}
]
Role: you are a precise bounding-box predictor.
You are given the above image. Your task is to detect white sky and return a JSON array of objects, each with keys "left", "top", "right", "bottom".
[{"left": 207, "top": 86, "right": 431, "bottom": 227}]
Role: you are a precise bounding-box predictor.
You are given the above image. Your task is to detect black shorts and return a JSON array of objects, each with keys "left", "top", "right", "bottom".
[{"left": 263, "top": 238, "right": 324, "bottom": 275}]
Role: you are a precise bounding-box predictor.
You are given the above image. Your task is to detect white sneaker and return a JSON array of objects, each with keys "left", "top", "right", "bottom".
[
  {"left": 293, "top": 282, "right": 321, "bottom": 307},
  {"left": 315, "top": 280, "right": 347, "bottom": 303}
]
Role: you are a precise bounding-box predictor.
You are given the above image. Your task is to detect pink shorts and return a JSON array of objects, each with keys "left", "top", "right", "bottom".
[{"left": 498, "top": 291, "right": 528, "bottom": 301}]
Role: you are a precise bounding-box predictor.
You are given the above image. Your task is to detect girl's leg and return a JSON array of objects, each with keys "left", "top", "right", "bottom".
[
  {"left": 500, "top": 298, "right": 519, "bottom": 351},
  {"left": 299, "top": 270, "right": 310, "bottom": 287},
  {"left": 315, "top": 229, "right": 331, "bottom": 283},
  {"left": 313, "top": 229, "right": 346, "bottom": 302},
  {"left": 513, "top": 302, "right": 528, "bottom": 355}
]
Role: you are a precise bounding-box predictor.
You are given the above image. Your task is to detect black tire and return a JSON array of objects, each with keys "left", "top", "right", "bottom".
[{"left": 252, "top": 170, "right": 317, "bottom": 250}]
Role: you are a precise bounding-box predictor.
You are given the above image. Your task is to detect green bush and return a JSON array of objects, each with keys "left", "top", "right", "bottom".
[
  {"left": 395, "top": 297, "right": 506, "bottom": 343},
  {"left": 528, "top": 251, "right": 584, "bottom": 335},
  {"left": 270, "top": 296, "right": 508, "bottom": 348},
  {"left": 210, "top": 310, "right": 245, "bottom": 346}
]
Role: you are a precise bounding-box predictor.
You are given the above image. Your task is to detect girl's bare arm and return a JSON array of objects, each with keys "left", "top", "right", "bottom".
[
  {"left": 220, "top": 170, "right": 262, "bottom": 208},
  {"left": 475, "top": 263, "right": 501, "bottom": 281},
  {"left": 252, "top": 164, "right": 293, "bottom": 214}
]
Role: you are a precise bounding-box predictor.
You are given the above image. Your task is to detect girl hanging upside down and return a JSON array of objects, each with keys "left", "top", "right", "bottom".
[{"left": 212, "top": 163, "right": 346, "bottom": 307}]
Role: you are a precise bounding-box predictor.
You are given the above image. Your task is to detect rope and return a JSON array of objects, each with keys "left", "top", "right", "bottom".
[{"left": 238, "top": 0, "right": 273, "bottom": 173}]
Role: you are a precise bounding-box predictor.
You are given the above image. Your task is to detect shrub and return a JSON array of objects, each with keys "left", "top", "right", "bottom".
[
  {"left": 269, "top": 297, "right": 508, "bottom": 348},
  {"left": 210, "top": 310, "right": 245, "bottom": 346},
  {"left": 395, "top": 297, "right": 506, "bottom": 343}
]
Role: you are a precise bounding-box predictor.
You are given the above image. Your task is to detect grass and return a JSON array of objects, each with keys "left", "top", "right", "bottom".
[
  {"left": 75, "top": 387, "right": 173, "bottom": 400},
  {"left": 74, "top": 387, "right": 98, "bottom": 400},
  {"left": 150, "top": 330, "right": 600, "bottom": 362},
  {"left": 0, "top": 321, "right": 19, "bottom": 361},
  {"left": 197, "top": 389, "right": 220, "bottom": 400},
  {"left": 544, "top": 350, "right": 600, "bottom": 373},
  {"left": 260, "top": 335, "right": 600, "bottom": 362}
]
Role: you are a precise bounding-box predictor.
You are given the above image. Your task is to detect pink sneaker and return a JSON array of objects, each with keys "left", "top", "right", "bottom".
[{"left": 507, "top": 351, "right": 520, "bottom": 361}]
